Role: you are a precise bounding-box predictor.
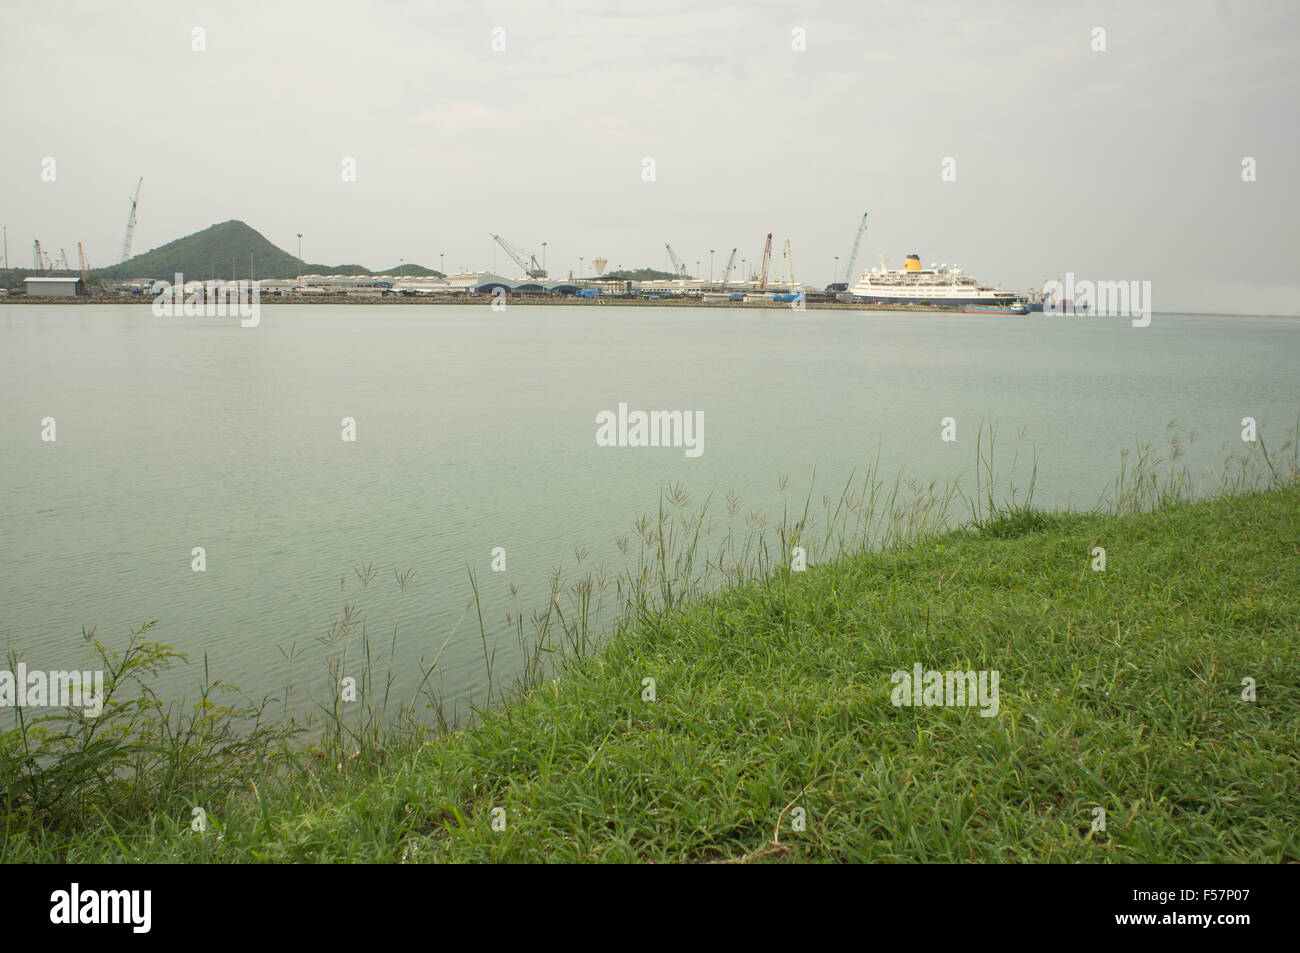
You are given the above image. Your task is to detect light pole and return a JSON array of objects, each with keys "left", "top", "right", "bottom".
[
  {"left": 440, "top": 251, "right": 445, "bottom": 276},
  {"left": 834, "top": 256, "right": 840, "bottom": 286},
  {"left": 542, "top": 242, "right": 547, "bottom": 274},
  {"left": 578, "top": 257, "right": 584, "bottom": 280},
  {"left": 710, "top": 249, "right": 715, "bottom": 285},
  {"left": 696, "top": 260, "right": 701, "bottom": 281},
  {"left": 400, "top": 257, "right": 405, "bottom": 278},
  {"left": 296, "top": 233, "right": 303, "bottom": 290}
]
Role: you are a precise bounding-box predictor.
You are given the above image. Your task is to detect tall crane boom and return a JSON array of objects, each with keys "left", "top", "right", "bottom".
[
  {"left": 842, "top": 211, "right": 868, "bottom": 284},
  {"left": 664, "top": 244, "right": 690, "bottom": 279},
  {"left": 120, "top": 177, "right": 143, "bottom": 266},
  {"left": 782, "top": 237, "right": 795, "bottom": 287},
  {"left": 719, "top": 248, "right": 737, "bottom": 285},
  {"left": 757, "top": 233, "right": 773, "bottom": 289},
  {"left": 33, "top": 240, "right": 43, "bottom": 271},
  {"left": 490, "top": 233, "right": 547, "bottom": 278},
  {"left": 78, "top": 242, "right": 89, "bottom": 281}
]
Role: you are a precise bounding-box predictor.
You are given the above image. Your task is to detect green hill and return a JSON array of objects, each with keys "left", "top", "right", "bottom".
[
  {"left": 371, "top": 263, "right": 442, "bottom": 277},
  {"left": 603, "top": 267, "right": 676, "bottom": 281},
  {"left": 90, "top": 220, "right": 442, "bottom": 281}
]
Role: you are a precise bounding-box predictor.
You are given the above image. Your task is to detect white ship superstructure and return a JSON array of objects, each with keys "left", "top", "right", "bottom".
[{"left": 850, "top": 254, "right": 1024, "bottom": 307}]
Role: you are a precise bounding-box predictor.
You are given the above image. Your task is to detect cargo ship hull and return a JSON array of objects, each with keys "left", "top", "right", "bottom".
[{"left": 854, "top": 293, "right": 1024, "bottom": 308}]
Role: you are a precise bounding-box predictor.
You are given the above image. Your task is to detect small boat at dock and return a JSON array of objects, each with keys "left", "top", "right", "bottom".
[{"left": 960, "top": 301, "right": 1029, "bottom": 315}]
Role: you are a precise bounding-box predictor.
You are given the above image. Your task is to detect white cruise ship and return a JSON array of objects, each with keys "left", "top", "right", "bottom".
[{"left": 849, "top": 254, "right": 1026, "bottom": 311}]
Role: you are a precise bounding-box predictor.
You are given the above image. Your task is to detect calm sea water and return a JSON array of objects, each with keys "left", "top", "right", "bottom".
[{"left": 2, "top": 304, "right": 1297, "bottom": 718}]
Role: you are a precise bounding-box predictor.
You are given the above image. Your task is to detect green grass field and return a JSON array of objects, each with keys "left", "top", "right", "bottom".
[{"left": 5, "top": 471, "right": 1296, "bottom": 863}]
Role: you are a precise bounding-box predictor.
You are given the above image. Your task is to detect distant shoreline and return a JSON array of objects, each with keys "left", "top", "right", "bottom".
[
  {"left": 3, "top": 294, "right": 944, "bottom": 312},
  {"left": 1, "top": 294, "right": 1294, "bottom": 319}
]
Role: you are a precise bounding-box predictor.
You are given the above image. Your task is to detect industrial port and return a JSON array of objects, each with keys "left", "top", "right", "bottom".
[{"left": 1, "top": 182, "right": 1032, "bottom": 309}]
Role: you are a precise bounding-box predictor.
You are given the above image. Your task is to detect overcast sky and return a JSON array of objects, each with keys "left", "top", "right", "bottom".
[{"left": 2, "top": 0, "right": 1297, "bottom": 312}]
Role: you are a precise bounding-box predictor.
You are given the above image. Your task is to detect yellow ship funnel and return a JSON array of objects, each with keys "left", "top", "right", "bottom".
[{"left": 904, "top": 254, "right": 922, "bottom": 272}]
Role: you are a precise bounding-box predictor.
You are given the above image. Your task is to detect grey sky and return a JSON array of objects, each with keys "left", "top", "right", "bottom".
[{"left": 2, "top": 0, "right": 1297, "bottom": 312}]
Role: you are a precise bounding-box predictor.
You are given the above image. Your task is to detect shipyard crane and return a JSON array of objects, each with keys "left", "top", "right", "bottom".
[
  {"left": 841, "top": 212, "right": 868, "bottom": 285},
  {"left": 719, "top": 247, "right": 737, "bottom": 285},
  {"left": 32, "top": 241, "right": 55, "bottom": 273},
  {"left": 664, "top": 244, "right": 690, "bottom": 279},
  {"left": 782, "top": 237, "right": 796, "bottom": 287},
  {"left": 119, "top": 177, "right": 143, "bottom": 268},
  {"left": 490, "top": 233, "right": 547, "bottom": 278},
  {"left": 57, "top": 248, "right": 70, "bottom": 271},
  {"left": 78, "top": 242, "right": 89, "bottom": 282},
  {"left": 757, "top": 233, "right": 773, "bottom": 289}
]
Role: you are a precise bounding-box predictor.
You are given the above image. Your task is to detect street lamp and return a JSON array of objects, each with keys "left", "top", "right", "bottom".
[
  {"left": 296, "top": 233, "right": 303, "bottom": 290},
  {"left": 400, "top": 257, "right": 405, "bottom": 278},
  {"left": 578, "top": 256, "right": 584, "bottom": 280},
  {"left": 440, "top": 252, "right": 445, "bottom": 276},
  {"left": 696, "top": 261, "right": 701, "bottom": 281},
  {"left": 710, "top": 249, "right": 715, "bottom": 285},
  {"left": 542, "top": 242, "right": 547, "bottom": 274},
  {"left": 834, "top": 256, "right": 840, "bottom": 285}
]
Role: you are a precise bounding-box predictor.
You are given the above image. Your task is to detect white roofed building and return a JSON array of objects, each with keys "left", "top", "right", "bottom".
[{"left": 24, "top": 276, "right": 83, "bottom": 296}]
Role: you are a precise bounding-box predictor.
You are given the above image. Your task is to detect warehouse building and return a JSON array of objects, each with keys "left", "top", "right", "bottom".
[{"left": 24, "top": 276, "right": 84, "bottom": 296}]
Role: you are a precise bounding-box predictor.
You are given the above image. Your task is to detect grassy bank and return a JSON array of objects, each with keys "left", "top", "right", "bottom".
[{"left": 4, "top": 463, "right": 1296, "bottom": 862}]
